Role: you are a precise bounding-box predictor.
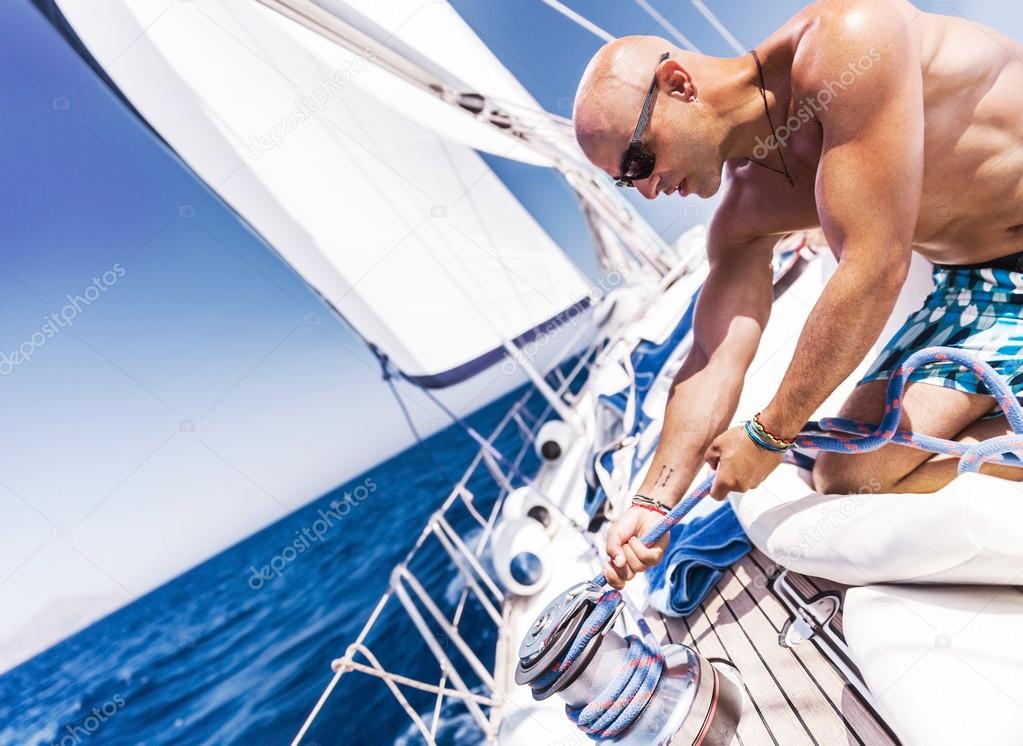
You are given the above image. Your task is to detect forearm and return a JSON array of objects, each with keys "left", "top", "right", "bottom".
[
  {"left": 761, "top": 257, "right": 907, "bottom": 437},
  {"left": 638, "top": 346, "right": 748, "bottom": 505},
  {"left": 635, "top": 222, "right": 774, "bottom": 506}
]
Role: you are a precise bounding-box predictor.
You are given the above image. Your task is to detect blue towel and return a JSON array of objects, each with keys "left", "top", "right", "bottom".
[{"left": 646, "top": 503, "right": 752, "bottom": 617}]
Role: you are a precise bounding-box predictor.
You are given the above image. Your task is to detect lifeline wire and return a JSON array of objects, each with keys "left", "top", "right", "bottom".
[{"left": 527, "top": 346, "right": 1023, "bottom": 740}]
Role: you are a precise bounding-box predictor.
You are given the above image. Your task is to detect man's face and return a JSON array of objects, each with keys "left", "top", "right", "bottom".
[{"left": 578, "top": 82, "right": 724, "bottom": 201}]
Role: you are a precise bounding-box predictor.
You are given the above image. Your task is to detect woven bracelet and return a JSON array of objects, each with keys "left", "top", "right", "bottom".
[
  {"left": 744, "top": 418, "right": 790, "bottom": 453},
  {"left": 752, "top": 412, "right": 795, "bottom": 448},
  {"left": 632, "top": 494, "right": 671, "bottom": 514}
]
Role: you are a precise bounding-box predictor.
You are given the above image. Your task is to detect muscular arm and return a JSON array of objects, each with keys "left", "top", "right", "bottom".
[
  {"left": 601, "top": 224, "right": 769, "bottom": 585},
  {"left": 637, "top": 227, "right": 776, "bottom": 505},
  {"left": 603, "top": 202, "right": 776, "bottom": 587},
  {"left": 760, "top": 9, "right": 923, "bottom": 437}
]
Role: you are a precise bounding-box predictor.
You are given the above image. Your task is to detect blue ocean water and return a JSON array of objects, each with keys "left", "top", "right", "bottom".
[{"left": 0, "top": 384, "right": 548, "bottom": 746}]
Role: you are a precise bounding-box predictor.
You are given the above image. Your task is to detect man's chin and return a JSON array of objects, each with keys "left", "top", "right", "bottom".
[{"left": 695, "top": 175, "right": 723, "bottom": 199}]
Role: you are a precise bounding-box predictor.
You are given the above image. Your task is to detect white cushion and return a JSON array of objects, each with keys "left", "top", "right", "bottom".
[
  {"left": 844, "top": 584, "right": 1023, "bottom": 746},
  {"left": 730, "top": 466, "right": 1023, "bottom": 585}
]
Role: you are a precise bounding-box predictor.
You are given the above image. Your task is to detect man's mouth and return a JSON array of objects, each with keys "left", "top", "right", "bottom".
[{"left": 662, "top": 178, "right": 687, "bottom": 198}]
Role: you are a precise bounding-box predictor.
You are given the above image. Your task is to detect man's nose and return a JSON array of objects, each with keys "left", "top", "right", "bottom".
[{"left": 635, "top": 175, "right": 660, "bottom": 200}]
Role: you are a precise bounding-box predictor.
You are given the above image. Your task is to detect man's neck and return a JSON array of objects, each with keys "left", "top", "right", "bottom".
[{"left": 711, "top": 44, "right": 793, "bottom": 163}]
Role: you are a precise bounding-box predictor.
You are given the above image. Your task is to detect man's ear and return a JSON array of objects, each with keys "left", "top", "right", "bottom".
[{"left": 658, "top": 59, "right": 697, "bottom": 102}]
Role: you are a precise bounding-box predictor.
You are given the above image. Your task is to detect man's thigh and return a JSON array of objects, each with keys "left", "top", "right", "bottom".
[{"left": 812, "top": 380, "right": 996, "bottom": 494}]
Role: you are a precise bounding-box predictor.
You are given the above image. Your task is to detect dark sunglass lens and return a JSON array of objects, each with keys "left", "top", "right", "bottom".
[
  {"left": 623, "top": 162, "right": 645, "bottom": 180},
  {"left": 624, "top": 153, "right": 654, "bottom": 181}
]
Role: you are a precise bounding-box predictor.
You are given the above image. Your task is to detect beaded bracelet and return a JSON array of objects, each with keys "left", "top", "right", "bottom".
[
  {"left": 743, "top": 418, "right": 790, "bottom": 453},
  {"left": 752, "top": 412, "right": 795, "bottom": 448}
]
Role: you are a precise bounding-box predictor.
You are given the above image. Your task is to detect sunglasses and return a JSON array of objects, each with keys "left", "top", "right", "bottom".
[{"left": 616, "top": 52, "right": 670, "bottom": 188}]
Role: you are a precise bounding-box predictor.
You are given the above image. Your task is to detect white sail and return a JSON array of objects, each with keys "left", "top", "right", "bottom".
[
  {"left": 260, "top": 0, "right": 675, "bottom": 277},
  {"left": 309, "top": 0, "right": 569, "bottom": 131},
  {"left": 55, "top": 0, "right": 592, "bottom": 385}
]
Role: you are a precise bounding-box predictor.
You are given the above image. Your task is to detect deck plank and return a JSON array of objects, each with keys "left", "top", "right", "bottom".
[
  {"left": 738, "top": 554, "right": 896, "bottom": 745},
  {"left": 667, "top": 594, "right": 772, "bottom": 745},
  {"left": 708, "top": 563, "right": 826, "bottom": 746},
  {"left": 682, "top": 576, "right": 812, "bottom": 744},
  {"left": 719, "top": 561, "right": 853, "bottom": 745},
  {"left": 658, "top": 550, "right": 899, "bottom": 746}
]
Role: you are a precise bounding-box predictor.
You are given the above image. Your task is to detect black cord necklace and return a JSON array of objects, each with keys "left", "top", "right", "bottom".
[{"left": 747, "top": 49, "right": 795, "bottom": 187}]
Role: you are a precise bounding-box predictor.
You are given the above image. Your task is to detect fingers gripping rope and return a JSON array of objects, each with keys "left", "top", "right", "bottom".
[{"left": 528, "top": 347, "right": 1023, "bottom": 740}]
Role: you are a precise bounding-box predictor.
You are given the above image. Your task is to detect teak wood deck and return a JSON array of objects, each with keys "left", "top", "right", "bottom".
[{"left": 646, "top": 549, "right": 900, "bottom": 746}]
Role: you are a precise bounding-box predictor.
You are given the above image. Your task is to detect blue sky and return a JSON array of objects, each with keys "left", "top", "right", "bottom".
[{"left": 1, "top": 0, "right": 1020, "bottom": 667}]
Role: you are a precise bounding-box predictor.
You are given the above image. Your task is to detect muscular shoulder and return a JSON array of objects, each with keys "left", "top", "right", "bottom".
[
  {"left": 707, "top": 164, "right": 766, "bottom": 246},
  {"left": 709, "top": 156, "right": 823, "bottom": 255},
  {"left": 791, "top": 0, "right": 918, "bottom": 109},
  {"left": 795, "top": 0, "right": 914, "bottom": 51}
]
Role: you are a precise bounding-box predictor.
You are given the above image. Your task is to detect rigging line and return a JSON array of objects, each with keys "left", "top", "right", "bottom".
[
  {"left": 326, "top": 52, "right": 591, "bottom": 363},
  {"left": 267, "top": 0, "right": 619, "bottom": 238},
  {"left": 444, "top": 405, "right": 596, "bottom": 542},
  {"left": 372, "top": 123, "right": 587, "bottom": 402},
  {"left": 402, "top": 362, "right": 599, "bottom": 549},
  {"left": 631, "top": 0, "right": 701, "bottom": 52},
  {"left": 416, "top": 384, "right": 505, "bottom": 463},
  {"left": 689, "top": 0, "right": 746, "bottom": 55},
  {"left": 386, "top": 343, "right": 592, "bottom": 519},
  {"left": 537, "top": 0, "right": 615, "bottom": 43},
  {"left": 411, "top": 336, "right": 606, "bottom": 532},
  {"left": 262, "top": 0, "right": 557, "bottom": 141},
  {"left": 383, "top": 371, "right": 462, "bottom": 487},
  {"left": 409, "top": 101, "right": 581, "bottom": 339}
]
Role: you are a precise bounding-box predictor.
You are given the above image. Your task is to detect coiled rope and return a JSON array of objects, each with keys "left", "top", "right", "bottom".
[{"left": 528, "top": 347, "right": 1023, "bottom": 739}]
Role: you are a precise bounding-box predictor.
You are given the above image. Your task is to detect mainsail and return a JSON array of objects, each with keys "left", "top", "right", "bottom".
[{"left": 53, "top": 0, "right": 594, "bottom": 386}]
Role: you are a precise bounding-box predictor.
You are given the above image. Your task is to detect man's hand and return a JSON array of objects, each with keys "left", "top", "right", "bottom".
[
  {"left": 704, "top": 425, "right": 783, "bottom": 500},
  {"left": 603, "top": 507, "right": 670, "bottom": 589}
]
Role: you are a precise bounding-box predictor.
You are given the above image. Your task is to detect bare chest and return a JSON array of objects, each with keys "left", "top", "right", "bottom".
[{"left": 733, "top": 85, "right": 1023, "bottom": 264}]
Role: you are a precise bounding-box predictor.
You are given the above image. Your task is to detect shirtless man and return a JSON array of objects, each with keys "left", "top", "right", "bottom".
[{"left": 571, "top": 0, "right": 1023, "bottom": 588}]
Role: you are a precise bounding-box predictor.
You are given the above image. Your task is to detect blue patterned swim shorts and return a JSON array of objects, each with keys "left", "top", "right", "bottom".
[{"left": 860, "top": 264, "right": 1023, "bottom": 414}]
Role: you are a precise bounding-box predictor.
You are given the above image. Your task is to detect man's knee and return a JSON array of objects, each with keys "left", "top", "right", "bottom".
[
  {"left": 812, "top": 453, "right": 853, "bottom": 494},
  {"left": 812, "top": 452, "right": 890, "bottom": 495}
]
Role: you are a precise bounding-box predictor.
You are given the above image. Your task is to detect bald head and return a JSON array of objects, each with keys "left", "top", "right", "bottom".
[
  {"left": 573, "top": 36, "right": 681, "bottom": 168},
  {"left": 572, "top": 36, "right": 740, "bottom": 199}
]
